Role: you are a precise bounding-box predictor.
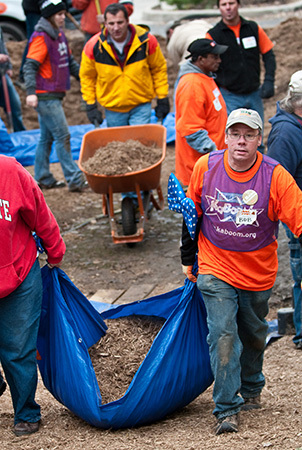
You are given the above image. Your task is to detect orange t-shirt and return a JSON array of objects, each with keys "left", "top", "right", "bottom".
[
  {"left": 187, "top": 151, "right": 302, "bottom": 291},
  {"left": 206, "top": 23, "right": 273, "bottom": 54},
  {"left": 175, "top": 72, "right": 227, "bottom": 186}
]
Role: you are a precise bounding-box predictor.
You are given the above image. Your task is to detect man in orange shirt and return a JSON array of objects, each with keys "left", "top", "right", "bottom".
[
  {"left": 206, "top": 0, "right": 276, "bottom": 150},
  {"left": 72, "top": 0, "right": 133, "bottom": 42},
  {"left": 175, "top": 38, "right": 228, "bottom": 186},
  {"left": 180, "top": 109, "right": 302, "bottom": 435}
]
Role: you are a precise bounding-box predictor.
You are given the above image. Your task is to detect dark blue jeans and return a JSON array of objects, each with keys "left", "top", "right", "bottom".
[
  {"left": 197, "top": 274, "right": 271, "bottom": 419},
  {"left": 36, "top": 98, "right": 84, "bottom": 188},
  {"left": 0, "top": 259, "right": 42, "bottom": 424},
  {"left": 283, "top": 223, "right": 302, "bottom": 345}
]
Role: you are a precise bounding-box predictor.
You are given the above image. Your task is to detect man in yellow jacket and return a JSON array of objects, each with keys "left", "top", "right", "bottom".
[{"left": 79, "top": 3, "right": 170, "bottom": 127}]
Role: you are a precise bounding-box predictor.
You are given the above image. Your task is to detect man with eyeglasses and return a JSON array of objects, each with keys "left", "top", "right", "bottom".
[{"left": 180, "top": 108, "right": 302, "bottom": 435}]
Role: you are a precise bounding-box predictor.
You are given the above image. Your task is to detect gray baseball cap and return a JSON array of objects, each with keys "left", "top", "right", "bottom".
[{"left": 226, "top": 108, "right": 263, "bottom": 132}]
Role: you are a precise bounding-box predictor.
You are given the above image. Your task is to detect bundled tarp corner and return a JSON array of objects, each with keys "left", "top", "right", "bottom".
[{"left": 37, "top": 266, "right": 213, "bottom": 429}]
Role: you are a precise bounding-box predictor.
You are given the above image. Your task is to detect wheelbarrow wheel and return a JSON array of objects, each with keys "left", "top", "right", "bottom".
[{"left": 121, "top": 197, "right": 137, "bottom": 237}]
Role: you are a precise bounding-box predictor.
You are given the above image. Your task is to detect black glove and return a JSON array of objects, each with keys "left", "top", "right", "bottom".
[
  {"left": 155, "top": 97, "right": 170, "bottom": 120},
  {"left": 261, "top": 50, "right": 276, "bottom": 99},
  {"left": 260, "top": 78, "right": 274, "bottom": 99},
  {"left": 86, "top": 103, "right": 103, "bottom": 126}
]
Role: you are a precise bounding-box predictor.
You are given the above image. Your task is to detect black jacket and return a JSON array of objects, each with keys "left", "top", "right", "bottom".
[{"left": 208, "top": 17, "right": 261, "bottom": 94}]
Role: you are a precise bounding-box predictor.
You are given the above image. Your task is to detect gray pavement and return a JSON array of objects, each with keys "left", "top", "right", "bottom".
[{"left": 130, "top": 0, "right": 302, "bottom": 36}]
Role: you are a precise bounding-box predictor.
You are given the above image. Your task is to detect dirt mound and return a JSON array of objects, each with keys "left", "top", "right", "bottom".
[
  {"left": 82, "top": 139, "right": 163, "bottom": 176},
  {"left": 89, "top": 316, "right": 164, "bottom": 404}
]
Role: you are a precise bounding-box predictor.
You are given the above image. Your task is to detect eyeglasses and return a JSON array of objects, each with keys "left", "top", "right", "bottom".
[{"left": 227, "top": 132, "right": 260, "bottom": 142}]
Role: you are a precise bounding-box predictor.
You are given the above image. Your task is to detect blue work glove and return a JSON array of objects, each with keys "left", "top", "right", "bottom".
[
  {"left": 86, "top": 103, "right": 103, "bottom": 126},
  {"left": 260, "top": 78, "right": 274, "bottom": 99},
  {"left": 155, "top": 97, "right": 170, "bottom": 120}
]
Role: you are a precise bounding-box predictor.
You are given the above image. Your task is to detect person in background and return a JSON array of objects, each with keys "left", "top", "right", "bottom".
[
  {"left": 72, "top": 0, "right": 133, "bottom": 42},
  {"left": 267, "top": 70, "right": 302, "bottom": 350},
  {"left": 180, "top": 108, "right": 302, "bottom": 435},
  {"left": 17, "top": 0, "right": 42, "bottom": 88},
  {"left": 0, "top": 26, "right": 26, "bottom": 132},
  {"left": 174, "top": 38, "right": 228, "bottom": 187},
  {"left": 80, "top": 3, "right": 169, "bottom": 128},
  {"left": 24, "top": 0, "right": 88, "bottom": 192},
  {"left": 166, "top": 18, "right": 211, "bottom": 71},
  {"left": 80, "top": 3, "right": 169, "bottom": 205},
  {"left": 0, "top": 154, "right": 65, "bottom": 436},
  {"left": 206, "top": 0, "right": 276, "bottom": 151}
]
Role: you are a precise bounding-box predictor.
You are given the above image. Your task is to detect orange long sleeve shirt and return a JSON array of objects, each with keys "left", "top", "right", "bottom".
[
  {"left": 175, "top": 72, "right": 227, "bottom": 186},
  {"left": 187, "top": 151, "right": 302, "bottom": 291}
]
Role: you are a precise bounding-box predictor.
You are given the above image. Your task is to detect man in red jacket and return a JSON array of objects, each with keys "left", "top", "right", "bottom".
[
  {"left": 0, "top": 155, "right": 65, "bottom": 437},
  {"left": 72, "top": 0, "right": 133, "bottom": 42}
]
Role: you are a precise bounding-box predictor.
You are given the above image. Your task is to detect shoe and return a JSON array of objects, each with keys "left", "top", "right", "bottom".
[
  {"left": 295, "top": 341, "right": 302, "bottom": 349},
  {"left": 0, "top": 380, "right": 6, "bottom": 396},
  {"left": 215, "top": 414, "right": 239, "bottom": 435},
  {"left": 38, "top": 180, "right": 66, "bottom": 190},
  {"left": 69, "top": 180, "right": 89, "bottom": 192},
  {"left": 80, "top": 99, "right": 87, "bottom": 111},
  {"left": 15, "top": 79, "right": 26, "bottom": 91},
  {"left": 242, "top": 395, "right": 261, "bottom": 411},
  {"left": 14, "top": 421, "right": 40, "bottom": 437}
]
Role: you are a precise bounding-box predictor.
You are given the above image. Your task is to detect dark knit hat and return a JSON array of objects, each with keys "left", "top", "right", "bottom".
[{"left": 40, "top": 0, "right": 66, "bottom": 18}]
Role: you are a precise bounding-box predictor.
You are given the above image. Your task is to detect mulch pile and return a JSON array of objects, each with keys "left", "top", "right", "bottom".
[
  {"left": 89, "top": 316, "right": 165, "bottom": 404},
  {"left": 81, "top": 139, "right": 163, "bottom": 175}
]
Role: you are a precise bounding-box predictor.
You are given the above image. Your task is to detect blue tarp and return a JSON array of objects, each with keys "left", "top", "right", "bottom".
[
  {"left": 0, "top": 111, "right": 176, "bottom": 167},
  {"left": 37, "top": 266, "right": 213, "bottom": 429}
]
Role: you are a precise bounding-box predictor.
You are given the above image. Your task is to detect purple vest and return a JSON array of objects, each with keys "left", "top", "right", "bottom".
[
  {"left": 201, "top": 151, "right": 279, "bottom": 252},
  {"left": 31, "top": 31, "right": 70, "bottom": 93}
]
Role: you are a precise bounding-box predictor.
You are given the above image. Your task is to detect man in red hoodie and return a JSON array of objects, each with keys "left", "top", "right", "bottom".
[
  {"left": 0, "top": 155, "right": 65, "bottom": 437},
  {"left": 72, "top": 0, "right": 133, "bottom": 42}
]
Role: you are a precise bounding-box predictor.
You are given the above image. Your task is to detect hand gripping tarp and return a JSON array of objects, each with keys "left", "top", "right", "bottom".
[{"left": 37, "top": 266, "right": 213, "bottom": 429}]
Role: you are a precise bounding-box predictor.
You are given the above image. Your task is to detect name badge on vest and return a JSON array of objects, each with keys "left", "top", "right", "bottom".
[
  {"left": 236, "top": 209, "right": 257, "bottom": 225},
  {"left": 213, "top": 98, "right": 222, "bottom": 111},
  {"left": 241, "top": 36, "right": 257, "bottom": 49}
]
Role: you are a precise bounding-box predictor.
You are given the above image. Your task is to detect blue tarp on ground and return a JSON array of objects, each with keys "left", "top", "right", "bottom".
[
  {"left": 37, "top": 266, "right": 213, "bottom": 429},
  {"left": 0, "top": 111, "right": 176, "bottom": 167}
]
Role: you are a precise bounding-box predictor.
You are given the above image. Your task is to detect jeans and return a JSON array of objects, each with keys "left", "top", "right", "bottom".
[
  {"left": 0, "top": 259, "right": 42, "bottom": 424},
  {"left": 19, "top": 12, "right": 41, "bottom": 82},
  {"left": 104, "top": 102, "right": 152, "bottom": 127},
  {"left": 283, "top": 223, "right": 302, "bottom": 345},
  {"left": 0, "top": 369, "right": 4, "bottom": 386},
  {"left": 197, "top": 274, "right": 271, "bottom": 419},
  {"left": 36, "top": 99, "right": 84, "bottom": 188},
  {"left": 0, "top": 75, "right": 26, "bottom": 132},
  {"left": 105, "top": 103, "right": 152, "bottom": 200},
  {"left": 220, "top": 88, "right": 265, "bottom": 152}
]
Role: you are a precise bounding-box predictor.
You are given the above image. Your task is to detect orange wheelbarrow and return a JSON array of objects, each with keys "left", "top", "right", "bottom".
[{"left": 78, "top": 124, "right": 167, "bottom": 245}]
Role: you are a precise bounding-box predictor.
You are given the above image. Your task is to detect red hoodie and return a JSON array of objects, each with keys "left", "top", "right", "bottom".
[
  {"left": 0, "top": 156, "right": 66, "bottom": 298},
  {"left": 72, "top": 0, "right": 133, "bottom": 36}
]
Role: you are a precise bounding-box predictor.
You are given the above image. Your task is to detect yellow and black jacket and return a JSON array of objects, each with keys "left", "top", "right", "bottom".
[{"left": 80, "top": 24, "right": 168, "bottom": 112}]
